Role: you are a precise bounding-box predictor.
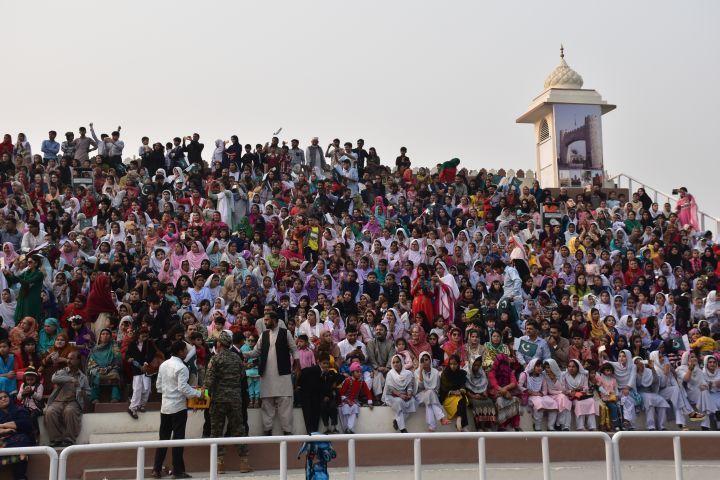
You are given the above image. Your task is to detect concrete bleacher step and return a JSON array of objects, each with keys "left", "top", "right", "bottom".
[
  {"left": 93, "top": 401, "right": 162, "bottom": 413},
  {"left": 88, "top": 431, "right": 159, "bottom": 444},
  {"left": 82, "top": 467, "right": 154, "bottom": 480}
]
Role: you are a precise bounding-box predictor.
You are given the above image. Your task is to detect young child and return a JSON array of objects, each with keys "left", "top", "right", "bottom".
[
  {"left": 338, "top": 362, "right": 373, "bottom": 433},
  {"left": 430, "top": 316, "right": 446, "bottom": 344},
  {"left": 190, "top": 332, "right": 207, "bottom": 385},
  {"left": 242, "top": 334, "right": 260, "bottom": 408},
  {"left": 17, "top": 366, "right": 43, "bottom": 441},
  {"left": 296, "top": 335, "right": 316, "bottom": 369},
  {"left": 595, "top": 362, "right": 621, "bottom": 431}
]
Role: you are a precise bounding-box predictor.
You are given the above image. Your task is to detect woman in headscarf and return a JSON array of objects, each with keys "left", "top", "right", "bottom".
[
  {"left": 610, "top": 348, "right": 639, "bottom": 428},
  {"left": 38, "top": 318, "right": 60, "bottom": 355},
  {"left": 434, "top": 261, "right": 459, "bottom": 325},
  {"left": 9, "top": 317, "right": 37, "bottom": 356},
  {"left": 633, "top": 356, "right": 669, "bottom": 430},
  {"left": 382, "top": 354, "right": 417, "bottom": 433},
  {"left": 439, "top": 354, "right": 469, "bottom": 431},
  {"left": 4, "top": 254, "right": 44, "bottom": 326},
  {"left": 701, "top": 355, "right": 720, "bottom": 430},
  {"left": 407, "top": 325, "right": 431, "bottom": 360},
  {"left": 562, "top": 359, "right": 599, "bottom": 431},
  {"left": 482, "top": 329, "right": 511, "bottom": 370},
  {"left": 411, "top": 263, "right": 434, "bottom": 330},
  {"left": 0, "top": 289, "right": 16, "bottom": 330},
  {"left": 648, "top": 350, "right": 698, "bottom": 430},
  {"left": 519, "top": 358, "right": 557, "bottom": 431},
  {"left": 465, "top": 356, "right": 496, "bottom": 431},
  {"left": 488, "top": 353, "right": 521, "bottom": 431},
  {"left": 0, "top": 386, "right": 35, "bottom": 479},
  {"left": 704, "top": 290, "right": 720, "bottom": 324},
  {"left": 1, "top": 243, "right": 18, "bottom": 269},
  {"left": 87, "top": 328, "right": 122, "bottom": 403},
  {"left": 41, "top": 333, "right": 76, "bottom": 395},
  {"left": 84, "top": 274, "right": 118, "bottom": 322},
  {"left": 186, "top": 241, "right": 208, "bottom": 272},
  {"left": 543, "top": 359, "right": 572, "bottom": 431},
  {"left": 441, "top": 327, "right": 466, "bottom": 366},
  {"left": 416, "top": 351, "right": 450, "bottom": 431}
]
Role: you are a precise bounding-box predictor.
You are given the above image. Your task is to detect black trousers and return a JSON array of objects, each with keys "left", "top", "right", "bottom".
[{"left": 153, "top": 409, "right": 188, "bottom": 474}]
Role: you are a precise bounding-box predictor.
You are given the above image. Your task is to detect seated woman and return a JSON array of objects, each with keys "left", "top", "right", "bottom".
[
  {"left": 634, "top": 356, "right": 669, "bottom": 431},
  {"left": 465, "top": 356, "right": 496, "bottom": 431},
  {"left": 701, "top": 356, "right": 720, "bottom": 430},
  {"left": 0, "top": 389, "right": 34, "bottom": 480},
  {"left": 41, "top": 334, "right": 76, "bottom": 396},
  {"left": 0, "top": 340, "right": 17, "bottom": 396},
  {"left": 38, "top": 318, "right": 61, "bottom": 356},
  {"left": 416, "top": 351, "right": 449, "bottom": 432},
  {"left": 87, "top": 329, "right": 123, "bottom": 404},
  {"left": 675, "top": 351, "right": 713, "bottom": 430},
  {"left": 562, "top": 359, "right": 599, "bottom": 431},
  {"left": 382, "top": 354, "right": 417, "bottom": 433},
  {"left": 519, "top": 358, "right": 558, "bottom": 431},
  {"left": 543, "top": 359, "right": 572, "bottom": 431},
  {"left": 8, "top": 318, "right": 37, "bottom": 356},
  {"left": 440, "top": 354, "right": 469, "bottom": 431},
  {"left": 649, "top": 350, "right": 700, "bottom": 430},
  {"left": 488, "top": 353, "right": 521, "bottom": 432}
]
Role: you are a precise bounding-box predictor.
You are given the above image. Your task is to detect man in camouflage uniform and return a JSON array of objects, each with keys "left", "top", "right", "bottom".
[{"left": 204, "top": 332, "right": 252, "bottom": 474}]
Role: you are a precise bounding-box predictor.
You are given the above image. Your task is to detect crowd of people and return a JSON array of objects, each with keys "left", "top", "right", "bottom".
[{"left": 0, "top": 126, "right": 719, "bottom": 479}]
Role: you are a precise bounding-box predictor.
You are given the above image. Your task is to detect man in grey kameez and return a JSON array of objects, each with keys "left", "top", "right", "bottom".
[{"left": 244, "top": 312, "right": 299, "bottom": 435}]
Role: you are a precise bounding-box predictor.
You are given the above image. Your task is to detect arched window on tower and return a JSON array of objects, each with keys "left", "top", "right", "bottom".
[{"left": 538, "top": 119, "right": 550, "bottom": 143}]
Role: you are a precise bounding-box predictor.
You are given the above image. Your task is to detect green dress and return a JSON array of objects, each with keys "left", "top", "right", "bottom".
[{"left": 5, "top": 269, "right": 44, "bottom": 326}]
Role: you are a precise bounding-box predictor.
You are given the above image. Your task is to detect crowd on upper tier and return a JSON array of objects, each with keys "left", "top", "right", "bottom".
[{"left": 0, "top": 125, "right": 719, "bottom": 477}]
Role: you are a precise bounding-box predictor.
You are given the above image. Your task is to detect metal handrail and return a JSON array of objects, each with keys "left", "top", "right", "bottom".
[
  {"left": 0, "top": 445, "right": 59, "bottom": 480},
  {"left": 612, "top": 430, "right": 720, "bottom": 480},
  {"left": 608, "top": 172, "right": 720, "bottom": 234},
  {"left": 57, "top": 431, "right": 614, "bottom": 480}
]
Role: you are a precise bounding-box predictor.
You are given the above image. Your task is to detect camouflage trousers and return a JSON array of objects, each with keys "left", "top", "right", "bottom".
[{"left": 209, "top": 401, "right": 248, "bottom": 457}]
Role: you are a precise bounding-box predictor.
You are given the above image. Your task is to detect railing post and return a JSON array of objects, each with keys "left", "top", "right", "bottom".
[
  {"left": 613, "top": 434, "right": 623, "bottom": 480},
  {"left": 136, "top": 446, "right": 145, "bottom": 480},
  {"left": 478, "top": 436, "right": 487, "bottom": 480},
  {"left": 541, "top": 435, "right": 551, "bottom": 480},
  {"left": 49, "top": 448, "right": 58, "bottom": 480},
  {"left": 280, "top": 440, "right": 288, "bottom": 480},
  {"left": 209, "top": 443, "right": 218, "bottom": 480},
  {"left": 673, "top": 436, "right": 683, "bottom": 480},
  {"left": 604, "top": 438, "right": 613, "bottom": 480},
  {"left": 348, "top": 438, "right": 356, "bottom": 480},
  {"left": 413, "top": 438, "right": 422, "bottom": 480}
]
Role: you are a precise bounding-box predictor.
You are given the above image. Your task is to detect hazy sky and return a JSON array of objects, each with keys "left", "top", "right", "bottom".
[{"left": 4, "top": 1, "right": 719, "bottom": 218}]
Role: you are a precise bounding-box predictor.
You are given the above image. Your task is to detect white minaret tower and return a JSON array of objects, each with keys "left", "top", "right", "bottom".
[{"left": 516, "top": 46, "right": 616, "bottom": 188}]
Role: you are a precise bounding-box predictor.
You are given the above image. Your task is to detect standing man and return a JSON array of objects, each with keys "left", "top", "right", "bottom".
[
  {"left": 244, "top": 312, "right": 299, "bottom": 435},
  {"left": 44, "top": 351, "right": 90, "bottom": 447},
  {"left": 289, "top": 138, "right": 305, "bottom": 173},
  {"left": 305, "top": 137, "right": 327, "bottom": 178},
  {"left": 152, "top": 340, "right": 203, "bottom": 479},
  {"left": 352, "top": 139, "right": 368, "bottom": 178},
  {"left": 41, "top": 130, "right": 60, "bottom": 163},
  {"left": 204, "top": 332, "right": 252, "bottom": 474},
  {"left": 106, "top": 127, "right": 124, "bottom": 170},
  {"left": 183, "top": 133, "right": 204, "bottom": 166},
  {"left": 73, "top": 126, "right": 97, "bottom": 163}
]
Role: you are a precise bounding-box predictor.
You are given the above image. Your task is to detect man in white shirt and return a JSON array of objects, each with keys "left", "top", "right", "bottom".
[
  {"left": 336, "top": 326, "right": 367, "bottom": 367},
  {"left": 152, "top": 340, "right": 202, "bottom": 479},
  {"left": 20, "top": 220, "right": 44, "bottom": 253}
]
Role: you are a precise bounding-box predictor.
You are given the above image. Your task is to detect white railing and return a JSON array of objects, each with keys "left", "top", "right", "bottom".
[
  {"left": 608, "top": 172, "right": 720, "bottom": 235},
  {"left": 612, "top": 430, "right": 720, "bottom": 480},
  {"left": 57, "top": 431, "right": 614, "bottom": 480},
  {"left": 0, "top": 445, "right": 58, "bottom": 480}
]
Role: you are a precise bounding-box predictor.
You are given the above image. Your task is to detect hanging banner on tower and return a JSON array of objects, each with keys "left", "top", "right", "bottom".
[{"left": 554, "top": 104, "right": 604, "bottom": 188}]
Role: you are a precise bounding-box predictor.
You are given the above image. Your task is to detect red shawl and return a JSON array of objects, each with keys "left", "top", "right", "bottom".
[{"left": 85, "top": 275, "right": 118, "bottom": 321}]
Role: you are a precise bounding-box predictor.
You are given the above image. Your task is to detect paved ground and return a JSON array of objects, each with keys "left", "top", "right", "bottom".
[{"left": 169, "top": 461, "right": 720, "bottom": 480}]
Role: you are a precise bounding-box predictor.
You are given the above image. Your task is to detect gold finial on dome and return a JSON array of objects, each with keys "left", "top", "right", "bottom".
[{"left": 544, "top": 45, "right": 583, "bottom": 90}]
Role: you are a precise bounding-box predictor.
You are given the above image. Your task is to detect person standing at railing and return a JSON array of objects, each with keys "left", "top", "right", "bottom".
[
  {"left": 675, "top": 187, "right": 700, "bottom": 232},
  {"left": 152, "top": 340, "right": 203, "bottom": 480},
  {"left": 203, "top": 332, "right": 252, "bottom": 474}
]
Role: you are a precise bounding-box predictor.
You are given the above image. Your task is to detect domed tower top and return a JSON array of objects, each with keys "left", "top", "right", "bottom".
[{"left": 543, "top": 45, "right": 584, "bottom": 90}]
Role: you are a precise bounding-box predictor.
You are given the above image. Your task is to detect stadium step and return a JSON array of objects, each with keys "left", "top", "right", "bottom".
[
  {"left": 82, "top": 466, "right": 154, "bottom": 480},
  {"left": 92, "top": 401, "right": 162, "bottom": 413},
  {"left": 88, "top": 431, "right": 159, "bottom": 444}
]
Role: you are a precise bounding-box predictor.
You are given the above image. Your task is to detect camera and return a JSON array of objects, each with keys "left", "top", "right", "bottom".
[{"left": 671, "top": 189, "right": 678, "bottom": 195}]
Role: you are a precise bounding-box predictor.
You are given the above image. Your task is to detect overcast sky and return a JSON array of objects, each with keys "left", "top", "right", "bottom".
[{"left": 4, "top": 0, "right": 719, "bottom": 218}]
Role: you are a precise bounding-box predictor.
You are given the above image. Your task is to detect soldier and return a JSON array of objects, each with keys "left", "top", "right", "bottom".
[{"left": 204, "top": 332, "right": 252, "bottom": 474}]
